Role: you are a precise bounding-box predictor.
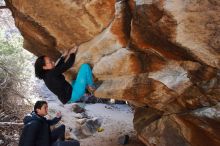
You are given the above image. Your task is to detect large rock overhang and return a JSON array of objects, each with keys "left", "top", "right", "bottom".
[{"left": 5, "top": 0, "right": 220, "bottom": 145}]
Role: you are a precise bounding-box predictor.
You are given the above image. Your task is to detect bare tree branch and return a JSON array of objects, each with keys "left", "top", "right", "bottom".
[
  {"left": 0, "top": 122, "right": 23, "bottom": 126},
  {"left": 0, "top": 6, "right": 8, "bottom": 9}
]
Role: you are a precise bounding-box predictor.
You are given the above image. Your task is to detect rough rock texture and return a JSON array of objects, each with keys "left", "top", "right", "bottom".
[
  {"left": 5, "top": 0, "right": 220, "bottom": 145},
  {"left": 134, "top": 106, "right": 220, "bottom": 146}
]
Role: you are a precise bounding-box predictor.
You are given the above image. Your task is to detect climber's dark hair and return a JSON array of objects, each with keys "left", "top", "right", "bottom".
[
  {"left": 34, "top": 100, "right": 47, "bottom": 113},
  {"left": 35, "top": 56, "right": 46, "bottom": 79}
]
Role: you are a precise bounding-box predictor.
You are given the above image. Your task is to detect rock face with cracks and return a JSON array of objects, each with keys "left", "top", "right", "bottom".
[{"left": 5, "top": 0, "right": 220, "bottom": 145}]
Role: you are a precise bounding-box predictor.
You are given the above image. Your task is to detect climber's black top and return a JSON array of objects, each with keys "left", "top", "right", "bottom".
[{"left": 43, "top": 54, "right": 75, "bottom": 104}]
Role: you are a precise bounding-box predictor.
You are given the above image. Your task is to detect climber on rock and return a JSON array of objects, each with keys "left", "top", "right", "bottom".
[{"left": 34, "top": 45, "right": 96, "bottom": 104}]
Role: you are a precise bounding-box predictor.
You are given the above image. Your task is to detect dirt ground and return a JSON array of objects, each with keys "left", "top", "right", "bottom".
[
  {"left": 48, "top": 102, "right": 145, "bottom": 146},
  {"left": 75, "top": 104, "right": 145, "bottom": 146}
]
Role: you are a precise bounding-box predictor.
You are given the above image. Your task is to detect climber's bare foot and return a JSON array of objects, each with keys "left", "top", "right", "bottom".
[
  {"left": 87, "top": 86, "right": 96, "bottom": 94},
  {"left": 84, "top": 93, "right": 90, "bottom": 97}
]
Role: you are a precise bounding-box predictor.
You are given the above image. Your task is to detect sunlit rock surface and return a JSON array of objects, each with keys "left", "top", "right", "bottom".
[{"left": 5, "top": 0, "right": 220, "bottom": 145}]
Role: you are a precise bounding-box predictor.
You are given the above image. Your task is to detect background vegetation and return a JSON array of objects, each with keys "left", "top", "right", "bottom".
[{"left": 0, "top": 7, "right": 34, "bottom": 122}]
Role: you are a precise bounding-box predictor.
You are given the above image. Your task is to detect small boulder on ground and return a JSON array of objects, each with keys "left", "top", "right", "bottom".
[
  {"left": 81, "top": 118, "right": 102, "bottom": 136},
  {"left": 72, "top": 104, "right": 85, "bottom": 113},
  {"left": 73, "top": 117, "right": 102, "bottom": 138},
  {"left": 118, "top": 135, "right": 129, "bottom": 145}
]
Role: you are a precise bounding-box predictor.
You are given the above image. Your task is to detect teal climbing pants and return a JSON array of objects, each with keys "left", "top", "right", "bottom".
[{"left": 69, "top": 63, "right": 94, "bottom": 102}]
